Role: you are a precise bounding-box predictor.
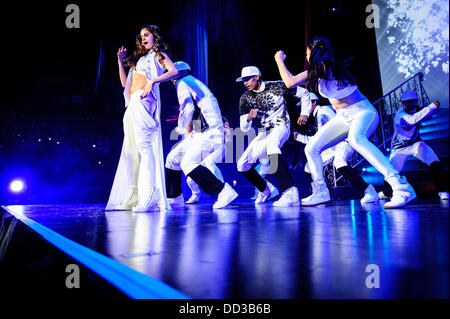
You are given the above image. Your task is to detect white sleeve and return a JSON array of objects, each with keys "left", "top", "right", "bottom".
[
  {"left": 400, "top": 103, "right": 438, "bottom": 126},
  {"left": 240, "top": 114, "right": 252, "bottom": 133},
  {"left": 177, "top": 93, "right": 196, "bottom": 135},
  {"left": 296, "top": 87, "right": 312, "bottom": 116}
]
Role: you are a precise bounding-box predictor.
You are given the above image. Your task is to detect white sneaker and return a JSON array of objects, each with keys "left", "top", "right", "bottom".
[
  {"left": 361, "top": 184, "right": 379, "bottom": 204},
  {"left": 132, "top": 188, "right": 160, "bottom": 212},
  {"left": 378, "top": 191, "right": 389, "bottom": 200},
  {"left": 439, "top": 191, "right": 449, "bottom": 200},
  {"left": 168, "top": 194, "right": 185, "bottom": 208},
  {"left": 301, "top": 181, "right": 331, "bottom": 206},
  {"left": 255, "top": 181, "right": 277, "bottom": 205},
  {"left": 384, "top": 175, "right": 417, "bottom": 209},
  {"left": 273, "top": 186, "right": 300, "bottom": 207},
  {"left": 185, "top": 193, "right": 201, "bottom": 204},
  {"left": 114, "top": 187, "right": 138, "bottom": 210},
  {"left": 213, "top": 183, "right": 238, "bottom": 209}
]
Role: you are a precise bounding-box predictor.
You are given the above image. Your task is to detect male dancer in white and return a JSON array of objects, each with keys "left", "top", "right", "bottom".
[
  {"left": 379, "top": 90, "right": 449, "bottom": 200},
  {"left": 236, "top": 66, "right": 312, "bottom": 207},
  {"left": 165, "top": 62, "right": 238, "bottom": 209},
  {"left": 295, "top": 92, "right": 379, "bottom": 203},
  {"left": 106, "top": 25, "right": 178, "bottom": 212}
]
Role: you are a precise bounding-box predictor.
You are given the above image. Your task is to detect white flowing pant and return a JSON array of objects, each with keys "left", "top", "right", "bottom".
[
  {"left": 305, "top": 99, "right": 398, "bottom": 183},
  {"left": 106, "top": 90, "right": 164, "bottom": 209}
]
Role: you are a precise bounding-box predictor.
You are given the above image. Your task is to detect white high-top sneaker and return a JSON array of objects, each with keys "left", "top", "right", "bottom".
[
  {"left": 360, "top": 184, "right": 379, "bottom": 204},
  {"left": 384, "top": 175, "right": 416, "bottom": 209},
  {"left": 132, "top": 187, "right": 160, "bottom": 212},
  {"left": 114, "top": 186, "right": 138, "bottom": 210},
  {"left": 185, "top": 193, "right": 201, "bottom": 204},
  {"left": 213, "top": 183, "right": 238, "bottom": 209},
  {"left": 168, "top": 194, "right": 185, "bottom": 208},
  {"left": 273, "top": 186, "right": 300, "bottom": 207},
  {"left": 301, "top": 181, "right": 331, "bottom": 206},
  {"left": 255, "top": 181, "right": 278, "bottom": 205},
  {"left": 438, "top": 191, "right": 449, "bottom": 200}
]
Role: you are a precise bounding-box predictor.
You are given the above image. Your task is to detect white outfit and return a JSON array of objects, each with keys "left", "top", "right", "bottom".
[
  {"left": 165, "top": 74, "right": 225, "bottom": 176},
  {"left": 389, "top": 103, "right": 439, "bottom": 170},
  {"left": 237, "top": 81, "right": 311, "bottom": 171},
  {"left": 106, "top": 50, "right": 169, "bottom": 210}
]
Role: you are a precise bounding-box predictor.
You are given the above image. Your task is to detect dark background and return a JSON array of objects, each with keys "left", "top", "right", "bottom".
[{"left": 0, "top": 0, "right": 382, "bottom": 204}]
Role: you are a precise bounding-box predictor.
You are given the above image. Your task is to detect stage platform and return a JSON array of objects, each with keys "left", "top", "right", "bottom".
[{"left": 1, "top": 199, "right": 448, "bottom": 299}]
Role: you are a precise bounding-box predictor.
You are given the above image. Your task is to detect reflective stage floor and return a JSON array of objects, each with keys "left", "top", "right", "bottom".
[{"left": 2, "top": 199, "right": 449, "bottom": 298}]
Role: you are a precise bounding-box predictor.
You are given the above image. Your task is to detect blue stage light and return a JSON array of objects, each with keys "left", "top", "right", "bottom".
[
  {"left": 10, "top": 179, "right": 25, "bottom": 193},
  {"left": 93, "top": 144, "right": 96, "bottom": 148}
]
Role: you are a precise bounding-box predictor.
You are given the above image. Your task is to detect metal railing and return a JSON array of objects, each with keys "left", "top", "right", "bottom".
[{"left": 327, "top": 72, "right": 430, "bottom": 187}]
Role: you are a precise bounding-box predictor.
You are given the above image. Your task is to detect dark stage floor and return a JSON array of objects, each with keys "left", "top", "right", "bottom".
[{"left": 2, "top": 198, "right": 449, "bottom": 298}]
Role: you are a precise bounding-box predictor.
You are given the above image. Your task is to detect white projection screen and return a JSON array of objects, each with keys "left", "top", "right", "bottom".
[{"left": 373, "top": 0, "right": 449, "bottom": 108}]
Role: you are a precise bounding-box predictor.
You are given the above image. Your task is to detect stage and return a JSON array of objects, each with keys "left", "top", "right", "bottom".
[{"left": 1, "top": 198, "right": 448, "bottom": 299}]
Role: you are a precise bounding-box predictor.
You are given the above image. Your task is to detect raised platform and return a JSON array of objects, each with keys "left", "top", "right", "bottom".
[{"left": 1, "top": 198, "right": 449, "bottom": 298}]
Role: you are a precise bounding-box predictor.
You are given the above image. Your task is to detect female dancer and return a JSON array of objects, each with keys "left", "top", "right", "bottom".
[
  {"left": 106, "top": 25, "right": 178, "bottom": 212},
  {"left": 274, "top": 36, "right": 416, "bottom": 208}
]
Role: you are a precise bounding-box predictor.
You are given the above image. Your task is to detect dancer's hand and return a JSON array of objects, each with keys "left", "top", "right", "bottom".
[
  {"left": 117, "top": 46, "right": 127, "bottom": 62},
  {"left": 433, "top": 100, "right": 440, "bottom": 108},
  {"left": 297, "top": 115, "right": 308, "bottom": 125},
  {"left": 275, "top": 50, "right": 286, "bottom": 63},
  {"left": 247, "top": 109, "right": 258, "bottom": 121},
  {"left": 141, "top": 80, "right": 154, "bottom": 99}
]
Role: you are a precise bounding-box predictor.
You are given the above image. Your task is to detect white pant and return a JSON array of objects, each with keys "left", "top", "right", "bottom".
[
  {"left": 237, "top": 125, "right": 289, "bottom": 172},
  {"left": 305, "top": 99, "right": 398, "bottom": 182},
  {"left": 165, "top": 128, "right": 225, "bottom": 175},
  {"left": 106, "top": 89, "right": 166, "bottom": 209},
  {"left": 390, "top": 140, "right": 440, "bottom": 171},
  {"left": 305, "top": 140, "right": 354, "bottom": 173}
]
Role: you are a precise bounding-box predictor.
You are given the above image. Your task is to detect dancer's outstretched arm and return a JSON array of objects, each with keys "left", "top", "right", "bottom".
[{"left": 275, "top": 50, "right": 308, "bottom": 88}]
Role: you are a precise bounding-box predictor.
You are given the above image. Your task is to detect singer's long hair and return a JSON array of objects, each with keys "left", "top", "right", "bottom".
[
  {"left": 123, "top": 25, "right": 171, "bottom": 68},
  {"left": 306, "top": 36, "right": 356, "bottom": 92}
]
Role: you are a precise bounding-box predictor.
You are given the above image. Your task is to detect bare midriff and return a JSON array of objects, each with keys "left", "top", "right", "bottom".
[
  {"left": 129, "top": 73, "right": 148, "bottom": 95},
  {"left": 330, "top": 88, "right": 367, "bottom": 110}
]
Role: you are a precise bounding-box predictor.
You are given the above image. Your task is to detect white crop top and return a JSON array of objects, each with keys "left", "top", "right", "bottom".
[
  {"left": 318, "top": 78, "right": 358, "bottom": 100},
  {"left": 317, "top": 68, "right": 357, "bottom": 100}
]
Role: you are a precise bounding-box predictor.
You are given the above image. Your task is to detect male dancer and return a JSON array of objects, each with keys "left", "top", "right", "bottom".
[
  {"left": 236, "top": 66, "right": 312, "bottom": 206},
  {"left": 165, "top": 61, "right": 238, "bottom": 209},
  {"left": 294, "top": 93, "right": 379, "bottom": 204},
  {"left": 379, "top": 91, "right": 449, "bottom": 200},
  {"left": 184, "top": 116, "right": 231, "bottom": 204}
]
